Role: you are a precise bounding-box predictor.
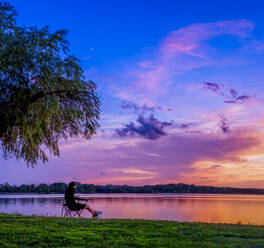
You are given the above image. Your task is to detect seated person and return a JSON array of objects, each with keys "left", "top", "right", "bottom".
[{"left": 64, "top": 181, "right": 102, "bottom": 217}]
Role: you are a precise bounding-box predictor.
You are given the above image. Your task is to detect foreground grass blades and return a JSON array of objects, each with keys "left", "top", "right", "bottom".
[{"left": 0, "top": 214, "right": 264, "bottom": 248}]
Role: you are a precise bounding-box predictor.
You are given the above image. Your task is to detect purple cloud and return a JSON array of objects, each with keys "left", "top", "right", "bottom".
[
  {"left": 224, "top": 100, "right": 237, "bottom": 104},
  {"left": 219, "top": 116, "right": 230, "bottom": 134},
  {"left": 174, "top": 122, "right": 196, "bottom": 129},
  {"left": 235, "top": 95, "right": 250, "bottom": 102},
  {"left": 121, "top": 101, "right": 142, "bottom": 112},
  {"left": 116, "top": 114, "right": 173, "bottom": 140},
  {"left": 121, "top": 101, "right": 167, "bottom": 114},
  {"left": 204, "top": 81, "right": 220, "bottom": 93},
  {"left": 224, "top": 95, "right": 251, "bottom": 104},
  {"left": 230, "top": 88, "right": 238, "bottom": 98},
  {"left": 99, "top": 171, "right": 106, "bottom": 176},
  {"left": 204, "top": 81, "right": 251, "bottom": 104}
]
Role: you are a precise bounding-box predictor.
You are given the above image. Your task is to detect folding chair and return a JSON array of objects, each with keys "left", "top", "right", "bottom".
[{"left": 61, "top": 199, "right": 86, "bottom": 218}]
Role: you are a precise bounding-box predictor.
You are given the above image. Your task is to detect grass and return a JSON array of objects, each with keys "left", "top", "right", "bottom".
[{"left": 0, "top": 214, "right": 264, "bottom": 247}]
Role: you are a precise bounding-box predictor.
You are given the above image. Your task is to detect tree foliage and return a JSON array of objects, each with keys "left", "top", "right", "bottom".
[{"left": 0, "top": 2, "right": 100, "bottom": 166}]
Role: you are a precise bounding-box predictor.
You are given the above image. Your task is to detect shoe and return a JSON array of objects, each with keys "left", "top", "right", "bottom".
[{"left": 93, "top": 211, "right": 102, "bottom": 218}]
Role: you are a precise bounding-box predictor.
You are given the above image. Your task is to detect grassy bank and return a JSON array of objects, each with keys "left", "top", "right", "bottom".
[{"left": 0, "top": 214, "right": 264, "bottom": 247}]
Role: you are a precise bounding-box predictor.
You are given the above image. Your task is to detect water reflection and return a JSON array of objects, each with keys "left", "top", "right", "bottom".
[{"left": 1, "top": 194, "right": 264, "bottom": 224}]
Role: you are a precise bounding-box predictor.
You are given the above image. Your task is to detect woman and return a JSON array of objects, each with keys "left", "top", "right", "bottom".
[{"left": 64, "top": 181, "right": 102, "bottom": 217}]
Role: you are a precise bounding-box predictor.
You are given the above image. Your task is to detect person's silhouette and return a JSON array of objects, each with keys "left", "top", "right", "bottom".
[{"left": 64, "top": 181, "right": 102, "bottom": 217}]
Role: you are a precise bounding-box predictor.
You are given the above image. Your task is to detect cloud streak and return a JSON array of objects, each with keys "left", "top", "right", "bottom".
[
  {"left": 161, "top": 20, "right": 254, "bottom": 58},
  {"left": 224, "top": 95, "right": 251, "bottom": 104},
  {"left": 204, "top": 81, "right": 252, "bottom": 104},
  {"left": 121, "top": 101, "right": 162, "bottom": 114},
  {"left": 203, "top": 82, "right": 221, "bottom": 93}
]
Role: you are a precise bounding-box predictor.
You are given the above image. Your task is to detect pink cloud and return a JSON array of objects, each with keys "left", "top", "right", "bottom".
[
  {"left": 115, "top": 19, "right": 254, "bottom": 103},
  {"left": 161, "top": 20, "right": 254, "bottom": 58},
  {"left": 42, "top": 127, "right": 262, "bottom": 187}
]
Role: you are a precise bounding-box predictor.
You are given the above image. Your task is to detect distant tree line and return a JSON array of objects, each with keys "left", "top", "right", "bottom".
[{"left": 1, "top": 182, "right": 264, "bottom": 194}]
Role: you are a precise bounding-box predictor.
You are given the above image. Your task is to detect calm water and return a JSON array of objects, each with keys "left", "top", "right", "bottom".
[{"left": 1, "top": 193, "right": 264, "bottom": 224}]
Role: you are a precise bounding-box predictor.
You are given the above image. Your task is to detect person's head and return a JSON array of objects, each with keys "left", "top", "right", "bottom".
[{"left": 68, "top": 181, "right": 76, "bottom": 190}]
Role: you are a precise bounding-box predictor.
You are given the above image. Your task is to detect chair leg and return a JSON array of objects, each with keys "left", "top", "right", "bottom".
[
  {"left": 71, "top": 210, "right": 83, "bottom": 218},
  {"left": 64, "top": 208, "right": 70, "bottom": 217},
  {"left": 61, "top": 205, "right": 84, "bottom": 218},
  {"left": 78, "top": 209, "right": 84, "bottom": 218},
  {"left": 73, "top": 211, "right": 79, "bottom": 217}
]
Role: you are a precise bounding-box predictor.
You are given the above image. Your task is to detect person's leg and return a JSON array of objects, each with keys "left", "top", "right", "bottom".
[{"left": 85, "top": 203, "right": 97, "bottom": 216}]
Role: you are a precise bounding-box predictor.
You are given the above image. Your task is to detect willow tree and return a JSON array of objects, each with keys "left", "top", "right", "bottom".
[{"left": 0, "top": 2, "right": 100, "bottom": 166}]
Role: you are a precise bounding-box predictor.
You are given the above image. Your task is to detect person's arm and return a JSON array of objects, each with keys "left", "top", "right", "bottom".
[{"left": 74, "top": 195, "right": 89, "bottom": 201}]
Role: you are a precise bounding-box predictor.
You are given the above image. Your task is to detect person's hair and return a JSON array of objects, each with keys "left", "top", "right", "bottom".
[{"left": 68, "top": 181, "right": 76, "bottom": 189}]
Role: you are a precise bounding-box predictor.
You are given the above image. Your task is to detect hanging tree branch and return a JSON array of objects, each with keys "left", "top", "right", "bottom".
[{"left": 0, "top": 2, "right": 100, "bottom": 166}]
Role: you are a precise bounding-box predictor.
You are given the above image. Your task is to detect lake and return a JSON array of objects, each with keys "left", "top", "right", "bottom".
[{"left": 1, "top": 193, "right": 264, "bottom": 225}]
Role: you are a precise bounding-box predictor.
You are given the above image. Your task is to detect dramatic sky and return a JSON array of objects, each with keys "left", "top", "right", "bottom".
[{"left": 2, "top": 0, "right": 264, "bottom": 187}]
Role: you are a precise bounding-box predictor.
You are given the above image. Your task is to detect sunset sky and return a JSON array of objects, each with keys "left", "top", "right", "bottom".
[{"left": 2, "top": 0, "right": 264, "bottom": 188}]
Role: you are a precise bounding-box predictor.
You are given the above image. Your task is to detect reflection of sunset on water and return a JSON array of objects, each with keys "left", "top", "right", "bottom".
[{"left": 1, "top": 194, "right": 264, "bottom": 225}]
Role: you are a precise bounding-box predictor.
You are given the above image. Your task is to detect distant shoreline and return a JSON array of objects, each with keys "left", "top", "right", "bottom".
[
  {"left": 4, "top": 192, "right": 264, "bottom": 194},
  {"left": 1, "top": 182, "right": 264, "bottom": 195},
  {"left": 2, "top": 192, "right": 264, "bottom": 194},
  {"left": 2, "top": 192, "right": 264, "bottom": 196}
]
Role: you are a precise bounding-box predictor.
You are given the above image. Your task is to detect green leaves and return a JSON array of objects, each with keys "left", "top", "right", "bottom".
[
  {"left": 0, "top": 2, "right": 100, "bottom": 166},
  {"left": 0, "top": 2, "right": 16, "bottom": 32}
]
